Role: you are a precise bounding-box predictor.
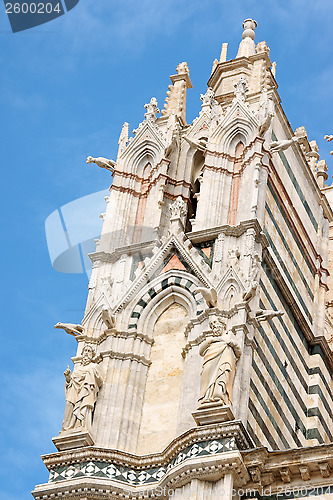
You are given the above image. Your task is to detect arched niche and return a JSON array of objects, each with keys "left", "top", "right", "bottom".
[
  {"left": 136, "top": 153, "right": 154, "bottom": 177},
  {"left": 222, "top": 281, "right": 241, "bottom": 309},
  {"left": 186, "top": 149, "right": 205, "bottom": 231},
  {"left": 136, "top": 298, "right": 189, "bottom": 454}
]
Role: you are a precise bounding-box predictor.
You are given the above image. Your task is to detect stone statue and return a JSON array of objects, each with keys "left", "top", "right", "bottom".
[
  {"left": 269, "top": 136, "right": 299, "bottom": 154},
  {"left": 62, "top": 344, "right": 103, "bottom": 431},
  {"left": 257, "top": 88, "right": 275, "bottom": 137},
  {"left": 198, "top": 316, "right": 242, "bottom": 405},
  {"left": 243, "top": 253, "right": 261, "bottom": 302},
  {"left": 234, "top": 76, "right": 248, "bottom": 102},
  {"left": 86, "top": 156, "right": 116, "bottom": 173},
  {"left": 54, "top": 322, "right": 83, "bottom": 337}
]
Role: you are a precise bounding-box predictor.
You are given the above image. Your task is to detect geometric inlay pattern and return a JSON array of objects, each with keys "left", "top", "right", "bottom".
[
  {"left": 49, "top": 438, "right": 236, "bottom": 484},
  {"left": 128, "top": 273, "right": 205, "bottom": 330},
  {"left": 193, "top": 240, "right": 215, "bottom": 268}
]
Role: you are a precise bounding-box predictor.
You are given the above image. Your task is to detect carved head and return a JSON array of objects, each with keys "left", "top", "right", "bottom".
[
  {"left": 209, "top": 316, "right": 226, "bottom": 335},
  {"left": 82, "top": 344, "right": 95, "bottom": 365},
  {"left": 86, "top": 156, "right": 93, "bottom": 164}
]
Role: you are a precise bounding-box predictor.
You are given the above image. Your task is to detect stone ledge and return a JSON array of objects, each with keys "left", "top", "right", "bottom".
[
  {"left": 192, "top": 402, "right": 235, "bottom": 425},
  {"left": 52, "top": 428, "right": 94, "bottom": 452},
  {"left": 32, "top": 450, "right": 248, "bottom": 499},
  {"left": 43, "top": 421, "right": 252, "bottom": 469}
]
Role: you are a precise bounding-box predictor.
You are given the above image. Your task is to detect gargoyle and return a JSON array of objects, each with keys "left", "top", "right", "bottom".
[
  {"left": 86, "top": 156, "right": 116, "bottom": 173},
  {"left": 269, "top": 137, "right": 299, "bottom": 154},
  {"left": 196, "top": 287, "right": 218, "bottom": 308},
  {"left": 254, "top": 309, "right": 284, "bottom": 322},
  {"left": 54, "top": 322, "right": 84, "bottom": 337}
]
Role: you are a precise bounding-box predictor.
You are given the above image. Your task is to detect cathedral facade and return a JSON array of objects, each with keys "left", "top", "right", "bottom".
[{"left": 33, "top": 20, "right": 333, "bottom": 500}]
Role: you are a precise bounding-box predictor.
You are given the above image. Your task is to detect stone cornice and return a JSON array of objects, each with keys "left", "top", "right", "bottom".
[
  {"left": 32, "top": 441, "right": 333, "bottom": 499},
  {"left": 89, "top": 240, "right": 159, "bottom": 265},
  {"left": 41, "top": 421, "right": 252, "bottom": 470},
  {"left": 243, "top": 443, "right": 333, "bottom": 492},
  {"left": 186, "top": 218, "right": 263, "bottom": 244},
  {"left": 100, "top": 349, "right": 151, "bottom": 367},
  {"left": 33, "top": 453, "right": 248, "bottom": 499}
]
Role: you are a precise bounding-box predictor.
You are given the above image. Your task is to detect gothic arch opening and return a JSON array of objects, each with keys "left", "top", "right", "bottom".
[
  {"left": 186, "top": 149, "right": 205, "bottom": 232},
  {"left": 228, "top": 141, "right": 244, "bottom": 225},
  {"left": 137, "top": 302, "right": 188, "bottom": 454}
]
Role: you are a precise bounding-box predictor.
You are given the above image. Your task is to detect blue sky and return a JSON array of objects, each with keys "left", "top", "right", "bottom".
[{"left": 1, "top": 1, "right": 333, "bottom": 498}]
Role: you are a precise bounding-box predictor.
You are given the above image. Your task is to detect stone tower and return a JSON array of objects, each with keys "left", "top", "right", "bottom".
[{"left": 33, "top": 20, "right": 333, "bottom": 500}]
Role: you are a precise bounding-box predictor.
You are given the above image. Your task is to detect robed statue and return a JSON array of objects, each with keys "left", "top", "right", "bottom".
[
  {"left": 198, "top": 316, "right": 242, "bottom": 405},
  {"left": 62, "top": 344, "right": 103, "bottom": 431}
]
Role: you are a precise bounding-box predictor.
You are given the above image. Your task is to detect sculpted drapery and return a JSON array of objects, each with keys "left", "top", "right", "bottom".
[
  {"left": 198, "top": 316, "right": 241, "bottom": 405},
  {"left": 62, "top": 344, "right": 103, "bottom": 431}
]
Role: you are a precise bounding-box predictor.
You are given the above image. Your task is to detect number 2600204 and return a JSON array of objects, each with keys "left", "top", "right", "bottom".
[{"left": 5, "top": 3, "right": 62, "bottom": 14}]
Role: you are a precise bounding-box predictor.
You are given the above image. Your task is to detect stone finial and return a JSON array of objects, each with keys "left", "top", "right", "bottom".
[
  {"left": 211, "top": 59, "right": 219, "bottom": 74},
  {"left": 176, "top": 62, "right": 189, "bottom": 75},
  {"left": 256, "top": 41, "right": 270, "bottom": 55},
  {"left": 117, "top": 122, "right": 129, "bottom": 159},
  {"left": 169, "top": 196, "right": 187, "bottom": 234},
  {"left": 200, "top": 88, "right": 221, "bottom": 126},
  {"left": 219, "top": 43, "right": 228, "bottom": 62},
  {"left": 306, "top": 140, "right": 320, "bottom": 173},
  {"left": 161, "top": 62, "right": 193, "bottom": 126},
  {"left": 236, "top": 19, "right": 257, "bottom": 58},
  {"left": 294, "top": 126, "right": 311, "bottom": 155},
  {"left": 316, "top": 159, "right": 328, "bottom": 189},
  {"left": 169, "top": 196, "right": 187, "bottom": 219},
  {"left": 144, "top": 97, "right": 160, "bottom": 122},
  {"left": 234, "top": 76, "right": 249, "bottom": 102},
  {"left": 200, "top": 87, "right": 215, "bottom": 108}
]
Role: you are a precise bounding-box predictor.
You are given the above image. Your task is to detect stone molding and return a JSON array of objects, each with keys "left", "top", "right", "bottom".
[
  {"left": 186, "top": 218, "right": 263, "bottom": 244},
  {"left": 33, "top": 452, "right": 248, "bottom": 499},
  {"left": 243, "top": 443, "right": 333, "bottom": 492},
  {"left": 33, "top": 423, "right": 252, "bottom": 498},
  {"left": 100, "top": 349, "right": 152, "bottom": 367},
  {"left": 41, "top": 422, "right": 252, "bottom": 470},
  {"left": 114, "top": 234, "right": 213, "bottom": 314},
  {"left": 33, "top": 439, "right": 333, "bottom": 499},
  {"left": 52, "top": 429, "right": 94, "bottom": 452}
]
